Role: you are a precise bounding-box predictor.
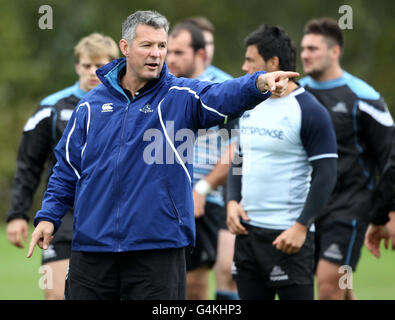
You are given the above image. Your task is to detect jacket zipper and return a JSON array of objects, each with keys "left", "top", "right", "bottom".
[
  {"left": 165, "top": 184, "right": 183, "bottom": 225},
  {"left": 115, "top": 101, "right": 130, "bottom": 251}
]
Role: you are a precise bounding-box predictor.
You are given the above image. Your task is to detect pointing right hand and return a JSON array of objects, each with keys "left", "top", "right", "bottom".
[{"left": 27, "top": 221, "right": 54, "bottom": 258}]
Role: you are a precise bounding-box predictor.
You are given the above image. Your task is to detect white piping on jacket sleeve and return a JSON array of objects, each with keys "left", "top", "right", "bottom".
[
  {"left": 66, "top": 102, "right": 91, "bottom": 179},
  {"left": 169, "top": 86, "right": 228, "bottom": 124},
  {"left": 158, "top": 98, "right": 192, "bottom": 184}
]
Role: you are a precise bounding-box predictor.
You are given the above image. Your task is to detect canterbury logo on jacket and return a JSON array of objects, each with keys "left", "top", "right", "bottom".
[{"left": 34, "top": 58, "right": 271, "bottom": 252}]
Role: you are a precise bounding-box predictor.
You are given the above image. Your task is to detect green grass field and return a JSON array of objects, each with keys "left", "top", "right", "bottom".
[{"left": 0, "top": 223, "right": 394, "bottom": 300}]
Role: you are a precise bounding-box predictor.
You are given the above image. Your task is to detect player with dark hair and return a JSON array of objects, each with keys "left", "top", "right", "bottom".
[
  {"left": 300, "top": 17, "right": 394, "bottom": 300},
  {"left": 227, "top": 24, "right": 338, "bottom": 300}
]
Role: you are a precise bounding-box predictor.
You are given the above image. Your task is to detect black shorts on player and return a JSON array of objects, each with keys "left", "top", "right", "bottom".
[
  {"left": 233, "top": 223, "right": 315, "bottom": 300},
  {"left": 186, "top": 202, "right": 223, "bottom": 271},
  {"left": 314, "top": 214, "right": 369, "bottom": 271}
]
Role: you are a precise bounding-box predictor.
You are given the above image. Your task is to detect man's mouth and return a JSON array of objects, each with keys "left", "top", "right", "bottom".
[{"left": 146, "top": 63, "right": 159, "bottom": 69}]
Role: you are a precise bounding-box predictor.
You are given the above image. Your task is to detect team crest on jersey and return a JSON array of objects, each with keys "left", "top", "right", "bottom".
[
  {"left": 139, "top": 103, "right": 154, "bottom": 113},
  {"left": 331, "top": 102, "right": 348, "bottom": 113},
  {"left": 101, "top": 103, "right": 113, "bottom": 112},
  {"left": 242, "top": 111, "right": 251, "bottom": 119}
]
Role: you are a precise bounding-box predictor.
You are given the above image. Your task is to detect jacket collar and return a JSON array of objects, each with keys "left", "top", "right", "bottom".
[{"left": 96, "top": 58, "right": 169, "bottom": 102}]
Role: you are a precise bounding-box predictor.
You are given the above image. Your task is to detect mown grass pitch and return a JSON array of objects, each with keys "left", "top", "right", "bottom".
[{"left": 0, "top": 224, "right": 394, "bottom": 300}]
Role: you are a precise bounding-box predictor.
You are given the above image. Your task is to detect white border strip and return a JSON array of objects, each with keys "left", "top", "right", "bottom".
[
  {"left": 308, "top": 153, "right": 338, "bottom": 162},
  {"left": 23, "top": 107, "right": 52, "bottom": 132},
  {"left": 358, "top": 100, "right": 394, "bottom": 127}
]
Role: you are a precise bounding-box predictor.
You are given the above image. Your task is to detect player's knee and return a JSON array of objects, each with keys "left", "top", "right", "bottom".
[
  {"left": 215, "top": 260, "right": 232, "bottom": 276},
  {"left": 186, "top": 280, "right": 208, "bottom": 300},
  {"left": 187, "top": 269, "right": 209, "bottom": 300},
  {"left": 44, "top": 288, "right": 64, "bottom": 300},
  {"left": 316, "top": 278, "right": 345, "bottom": 300}
]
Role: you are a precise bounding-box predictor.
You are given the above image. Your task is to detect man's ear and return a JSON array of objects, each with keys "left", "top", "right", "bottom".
[
  {"left": 119, "top": 39, "right": 129, "bottom": 57},
  {"left": 331, "top": 44, "right": 341, "bottom": 60},
  {"left": 75, "top": 62, "right": 81, "bottom": 76},
  {"left": 196, "top": 48, "right": 207, "bottom": 62},
  {"left": 267, "top": 56, "right": 280, "bottom": 71}
]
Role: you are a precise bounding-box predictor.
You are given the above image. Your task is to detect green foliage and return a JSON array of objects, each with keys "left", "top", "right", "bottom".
[{"left": 1, "top": 0, "right": 394, "bottom": 221}]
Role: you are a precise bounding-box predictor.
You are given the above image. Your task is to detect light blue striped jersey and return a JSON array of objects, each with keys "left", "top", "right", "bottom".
[{"left": 194, "top": 66, "right": 234, "bottom": 206}]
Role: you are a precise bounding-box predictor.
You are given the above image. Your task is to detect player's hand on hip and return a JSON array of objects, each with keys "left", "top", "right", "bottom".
[
  {"left": 272, "top": 222, "right": 307, "bottom": 254},
  {"left": 257, "top": 71, "right": 299, "bottom": 96},
  {"left": 27, "top": 221, "right": 54, "bottom": 258},
  {"left": 6, "top": 218, "right": 29, "bottom": 248},
  {"left": 226, "top": 200, "right": 249, "bottom": 235}
]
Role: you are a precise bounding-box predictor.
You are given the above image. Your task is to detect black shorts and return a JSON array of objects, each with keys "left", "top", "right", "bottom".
[
  {"left": 41, "top": 241, "right": 71, "bottom": 265},
  {"left": 233, "top": 223, "right": 315, "bottom": 288},
  {"left": 186, "top": 202, "right": 223, "bottom": 271},
  {"left": 65, "top": 247, "right": 186, "bottom": 300},
  {"left": 314, "top": 216, "right": 368, "bottom": 271},
  {"left": 218, "top": 203, "right": 228, "bottom": 230}
]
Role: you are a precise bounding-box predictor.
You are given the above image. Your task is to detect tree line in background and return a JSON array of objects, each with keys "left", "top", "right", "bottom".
[{"left": 1, "top": 0, "right": 394, "bottom": 220}]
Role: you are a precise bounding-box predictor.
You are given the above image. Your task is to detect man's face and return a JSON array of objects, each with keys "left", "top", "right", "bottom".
[
  {"left": 242, "top": 45, "right": 267, "bottom": 75},
  {"left": 75, "top": 53, "right": 110, "bottom": 91},
  {"left": 122, "top": 24, "right": 167, "bottom": 82},
  {"left": 300, "top": 34, "right": 334, "bottom": 78},
  {"left": 167, "top": 30, "right": 197, "bottom": 78},
  {"left": 202, "top": 30, "right": 214, "bottom": 66}
]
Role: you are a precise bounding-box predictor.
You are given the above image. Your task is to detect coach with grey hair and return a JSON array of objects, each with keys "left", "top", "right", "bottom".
[{"left": 27, "top": 10, "right": 298, "bottom": 299}]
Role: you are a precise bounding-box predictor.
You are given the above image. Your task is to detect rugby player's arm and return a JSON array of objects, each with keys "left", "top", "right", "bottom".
[
  {"left": 226, "top": 153, "right": 249, "bottom": 235},
  {"left": 296, "top": 157, "right": 337, "bottom": 228},
  {"left": 369, "top": 137, "right": 395, "bottom": 225}
]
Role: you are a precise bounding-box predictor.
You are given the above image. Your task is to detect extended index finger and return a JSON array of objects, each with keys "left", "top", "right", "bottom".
[
  {"left": 27, "top": 234, "right": 39, "bottom": 258},
  {"left": 276, "top": 71, "right": 300, "bottom": 80}
]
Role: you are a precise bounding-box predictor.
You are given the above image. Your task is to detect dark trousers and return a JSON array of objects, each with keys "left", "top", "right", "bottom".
[{"left": 65, "top": 247, "right": 186, "bottom": 300}]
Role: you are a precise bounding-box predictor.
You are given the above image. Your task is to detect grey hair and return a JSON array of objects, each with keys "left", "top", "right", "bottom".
[{"left": 122, "top": 10, "right": 170, "bottom": 43}]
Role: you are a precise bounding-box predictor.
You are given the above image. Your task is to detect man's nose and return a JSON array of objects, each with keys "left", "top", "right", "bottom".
[
  {"left": 241, "top": 62, "right": 248, "bottom": 74},
  {"left": 150, "top": 46, "right": 160, "bottom": 58}
]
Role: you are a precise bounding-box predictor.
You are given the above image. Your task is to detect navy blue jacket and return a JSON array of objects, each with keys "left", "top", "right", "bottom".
[{"left": 34, "top": 58, "right": 271, "bottom": 252}]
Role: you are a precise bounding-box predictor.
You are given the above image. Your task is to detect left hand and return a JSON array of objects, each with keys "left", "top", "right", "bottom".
[
  {"left": 193, "top": 190, "right": 206, "bottom": 218},
  {"left": 364, "top": 224, "right": 390, "bottom": 258},
  {"left": 256, "top": 71, "right": 300, "bottom": 96},
  {"left": 272, "top": 222, "right": 308, "bottom": 254}
]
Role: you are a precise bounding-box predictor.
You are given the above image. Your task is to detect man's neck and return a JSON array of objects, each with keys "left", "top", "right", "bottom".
[
  {"left": 191, "top": 63, "right": 206, "bottom": 79},
  {"left": 121, "top": 69, "right": 147, "bottom": 97},
  {"left": 270, "top": 80, "right": 299, "bottom": 99}
]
